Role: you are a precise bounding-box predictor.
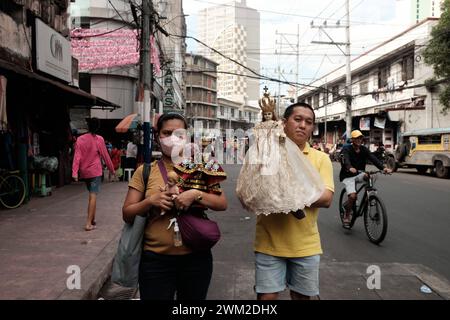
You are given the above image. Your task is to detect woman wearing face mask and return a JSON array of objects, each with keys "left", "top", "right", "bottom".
[{"left": 122, "top": 113, "right": 228, "bottom": 300}]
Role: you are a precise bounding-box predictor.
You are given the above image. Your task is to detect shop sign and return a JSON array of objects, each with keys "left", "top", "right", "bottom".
[
  {"left": 359, "top": 117, "right": 370, "bottom": 131},
  {"left": 164, "top": 68, "right": 174, "bottom": 108},
  {"left": 374, "top": 117, "right": 386, "bottom": 129},
  {"left": 35, "top": 18, "right": 72, "bottom": 82}
]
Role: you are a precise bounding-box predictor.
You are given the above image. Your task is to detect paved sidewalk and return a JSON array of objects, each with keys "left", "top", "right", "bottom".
[
  {"left": 0, "top": 179, "right": 449, "bottom": 300},
  {"left": 0, "top": 180, "right": 128, "bottom": 300}
]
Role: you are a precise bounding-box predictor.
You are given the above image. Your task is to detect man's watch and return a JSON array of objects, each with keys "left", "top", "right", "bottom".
[{"left": 196, "top": 192, "right": 203, "bottom": 202}]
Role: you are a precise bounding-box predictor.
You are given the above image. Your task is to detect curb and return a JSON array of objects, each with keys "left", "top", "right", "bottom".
[{"left": 57, "top": 232, "right": 121, "bottom": 300}]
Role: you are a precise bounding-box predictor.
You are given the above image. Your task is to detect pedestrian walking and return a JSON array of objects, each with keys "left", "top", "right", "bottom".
[
  {"left": 126, "top": 139, "right": 138, "bottom": 171},
  {"left": 72, "top": 117, "right": 115, "bottom": 231},
  {"left": 110, "top": 145, "right": 122, "bottom": 182}
]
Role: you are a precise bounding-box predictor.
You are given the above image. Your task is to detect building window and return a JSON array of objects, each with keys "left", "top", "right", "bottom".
[
  {"left": 402, "top": 55, "right": 414, "bottom": 81},
  {"left": 322, "top": 88, "right": 329, "bottom": 105},
  {"left": 359, "top": 79, "right": 369, "bottom": 94},
  {"left": 332, "top": 85, "right": 340, "bottom": 102},
  {"left": 313, "top": 94, "right": 319, "bottom": 109},
  {"left": 79, "top": 73, "right": 91, "bottom": 93},
  {"left": 378, "top": 65, "right": 390, "bottom": 88},
  {"left": 231, "top": 109, "right": 235, "bottom": 117}
]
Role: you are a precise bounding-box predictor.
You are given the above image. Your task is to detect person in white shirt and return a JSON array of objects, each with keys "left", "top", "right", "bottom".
[{"left": 126, "top": 140, "right": 138, "bottom": 170}]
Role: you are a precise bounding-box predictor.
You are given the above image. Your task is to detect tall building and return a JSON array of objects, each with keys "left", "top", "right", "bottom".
[
  {"left": 185, "top": 53, "right": 219, "bottom": 130},
  {"left": 198, "top": 0, "right": 260, "bottom": 104},
  {"left": 411, "top": 0, "right": 444, "bottom": 23},
  {"left": 0, "top": 0, "right": 118, "bottom": 192},
  {"left": 69, "top": 0, "right": 187, "bottom": 143}
]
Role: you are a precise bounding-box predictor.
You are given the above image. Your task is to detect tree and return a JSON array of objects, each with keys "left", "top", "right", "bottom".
[{"left": 423, "top": 0, "right": 450, "bottom": 112}]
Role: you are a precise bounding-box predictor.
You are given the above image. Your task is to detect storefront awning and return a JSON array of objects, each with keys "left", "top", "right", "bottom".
[
  {"left": 0, "top": 59, "right": 121, "bottom": 110},
  {"left": 317, "top": 113, "right": 345, "bottom": 122}
]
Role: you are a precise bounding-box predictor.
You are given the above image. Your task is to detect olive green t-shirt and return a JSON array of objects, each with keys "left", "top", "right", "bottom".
[{"left": 128, "top": 160, "right": 192, "bottom": 255}]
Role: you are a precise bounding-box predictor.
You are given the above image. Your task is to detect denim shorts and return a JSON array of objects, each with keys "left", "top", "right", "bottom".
[
  {"left": 342, "top": 172, "right": 366, "bottom": 194},
  {"left": 84, "top": 176, "right": 102, "bottom": 194},
  {"left": 255, "top": 252, "right": 320, "bottom": 297}
]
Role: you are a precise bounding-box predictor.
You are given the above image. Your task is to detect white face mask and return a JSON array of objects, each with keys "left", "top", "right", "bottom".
[{"left": 159, "top": 135, "right": 186, "bottom": 158}]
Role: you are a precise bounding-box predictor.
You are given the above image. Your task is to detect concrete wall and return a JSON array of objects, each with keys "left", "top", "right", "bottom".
[
  {"left": 90, "top": 74, "right": 135, "bottom": 118},
  {"left": 0, "top": 11, "right": 31, "bottom": 62}
]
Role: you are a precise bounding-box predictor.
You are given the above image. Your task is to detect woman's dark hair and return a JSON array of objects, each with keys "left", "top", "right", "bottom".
[
  {"left": 87, "top": 117, "right": 100, "bottom": 134},
  {"left": 283, "top": 102, "right": 316, "bottom": 123},
  {"left": 156, "top": 112, "right": 188, "bottom": 134}
]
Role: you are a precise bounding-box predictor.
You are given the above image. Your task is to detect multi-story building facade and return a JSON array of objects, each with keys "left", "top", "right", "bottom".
[
  {"left": 198, "top": 0, "right": 260, "bottom": 104},
  {"left": 297, "top": 18, "right": 450, "bottom": 152},
  {"left": 411, "top": 0, "right": 444, "bottom": 23},
  {"left": 69, "top": 0, "right": 187, "bottom": 143},
  {"left": 217, "top": 98, "right": 259, "bottom": 135},
  {"left": 69, "top": 0, "right": 139, "bottom": 138},
  {"left": 185, "top": 53, "right": 219, "bottom": 131},
  {"left": 0, "top": 0, "right": 117, "bottom": 195}
]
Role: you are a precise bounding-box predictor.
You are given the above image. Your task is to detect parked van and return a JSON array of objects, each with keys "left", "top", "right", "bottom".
[{"left": 385, "top": 128, "right": 450, "bottom": 178}]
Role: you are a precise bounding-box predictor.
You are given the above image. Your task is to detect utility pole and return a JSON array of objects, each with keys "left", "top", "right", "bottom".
[
  {"left": 275, "top": 27, "right": 301, "bottom": 104},
  {"left": 311, "top": 0, "right": 352, "bottom": 140},
  {"left": 142, "top": 0, "right": 152, "bottom": 164},
  {"left": 344, "top": 0, "right": 352, "bottom": 139}
]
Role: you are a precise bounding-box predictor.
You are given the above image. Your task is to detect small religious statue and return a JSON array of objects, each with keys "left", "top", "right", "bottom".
[
  {"left": 160, "top": 171, "right": 181, "bottom": 215},
  {"left": 236, "top": 89, "right": 324, "bottom": 217}
]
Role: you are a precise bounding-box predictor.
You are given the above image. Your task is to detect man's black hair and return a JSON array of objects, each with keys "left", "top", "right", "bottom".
[
  {"left": 283, "top": 102, "right": 316, "bottom": 123},
  {"left": 156, "top": 112, "right": 188, "bottom": 134}
]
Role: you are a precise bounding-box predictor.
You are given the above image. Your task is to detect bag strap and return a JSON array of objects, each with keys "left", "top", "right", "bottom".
[
  {"left": 157, "top": 159, "right": 168, "bottom": 184},
  {"left": 142, "top": 162, "right": 151, "bottom": 200}
]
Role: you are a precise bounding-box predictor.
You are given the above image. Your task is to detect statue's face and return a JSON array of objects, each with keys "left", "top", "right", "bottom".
[{"left": 263, "top": 112, "right": 273, "bottom": 121}]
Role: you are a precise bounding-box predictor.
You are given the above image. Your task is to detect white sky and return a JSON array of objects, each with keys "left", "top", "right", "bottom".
[{"left": 182, "top": 0, "right": 413, "bottom": 97}]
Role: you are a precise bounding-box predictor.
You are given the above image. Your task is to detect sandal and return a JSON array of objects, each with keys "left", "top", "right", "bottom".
[
  {"left": 342, "top": 214, "right": 352, "bottom": 228},
  {"left": 85, "top": 225, "right": 96, "bottom": 231}
]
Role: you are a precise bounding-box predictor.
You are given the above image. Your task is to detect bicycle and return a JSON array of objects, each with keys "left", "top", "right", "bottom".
[
  {"left": 0, "top": 169, "right": 26, "bottom": 209},
  {"left": 338, "top": 170, "right": 390, "bottom": 245}
]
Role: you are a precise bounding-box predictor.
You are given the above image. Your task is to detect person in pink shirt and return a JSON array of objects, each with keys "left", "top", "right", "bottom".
[{"left": 72, "top": 118, "right": 115, "bottom": 231}]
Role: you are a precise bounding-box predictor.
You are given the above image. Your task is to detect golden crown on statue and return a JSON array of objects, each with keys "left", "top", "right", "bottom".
[{"left": 258, "top": 87, "right": 276, "bottom": 113}]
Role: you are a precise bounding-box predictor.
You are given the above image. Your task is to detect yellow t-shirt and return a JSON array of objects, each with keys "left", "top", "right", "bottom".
[
  {"left": 254, "top": 142, "right": 335, "bottom": 258},
  {"left": 128, "top": 160, "right": 192, "bottom": 255}
]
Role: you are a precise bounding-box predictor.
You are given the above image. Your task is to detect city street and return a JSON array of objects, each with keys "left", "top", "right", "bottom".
[
  {"left": 320, "top": 163, "right": 450, "bottom": 281},
  {"left": 207, "top": 162, "right": 450, "bottom": 299},
  {"left": 0, "top": 161, "right": 449, "bottom": 300}
]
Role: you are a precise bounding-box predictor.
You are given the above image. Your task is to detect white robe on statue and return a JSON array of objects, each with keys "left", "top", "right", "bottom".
[{"left": 236, "top": 120, "right": 324, "bottom": 216}]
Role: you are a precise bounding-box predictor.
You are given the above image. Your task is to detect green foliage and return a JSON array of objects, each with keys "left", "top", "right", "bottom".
[{"left": 423, "top": 0, "right": 450, "bottom": 111}]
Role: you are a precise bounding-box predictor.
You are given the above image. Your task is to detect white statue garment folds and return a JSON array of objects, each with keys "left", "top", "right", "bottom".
[{"left": 236, "top": 91, "right": 325, "bottom": 216}]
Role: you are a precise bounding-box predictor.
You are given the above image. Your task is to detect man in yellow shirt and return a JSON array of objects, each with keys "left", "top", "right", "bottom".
[{"left": 255, "top": 102, "right": 334, "bottom": 300}]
